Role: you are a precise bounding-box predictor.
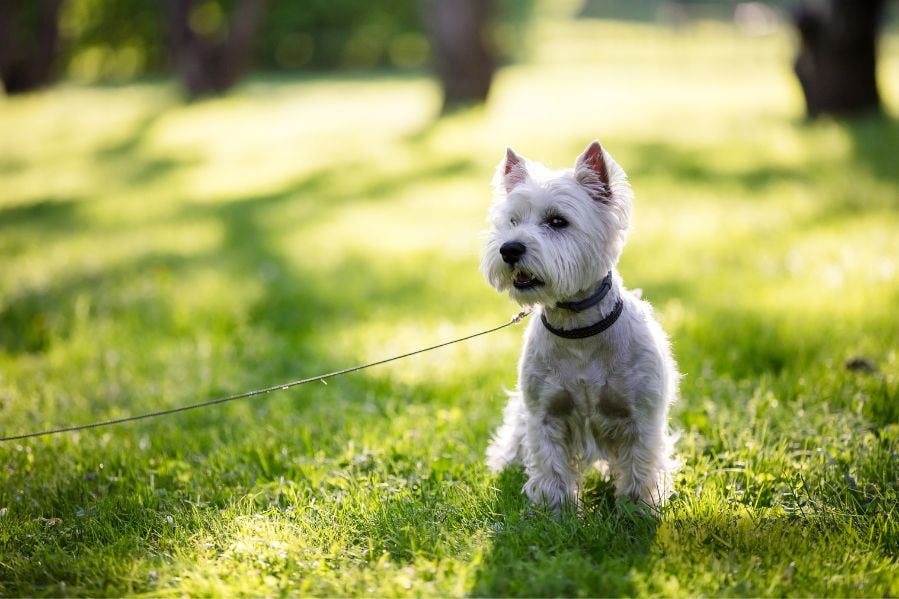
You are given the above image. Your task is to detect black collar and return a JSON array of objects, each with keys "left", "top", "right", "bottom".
[
  {"left": 555, "top": 271, "right": 613, "bottom": 311},
  {"left": 540, "top": 271, "right": 624, "bottom": 339}
]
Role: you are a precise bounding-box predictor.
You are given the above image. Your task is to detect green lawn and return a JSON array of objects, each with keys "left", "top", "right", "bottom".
[{"left": 1, "top": 18, "right": 897, "bottom": 597}]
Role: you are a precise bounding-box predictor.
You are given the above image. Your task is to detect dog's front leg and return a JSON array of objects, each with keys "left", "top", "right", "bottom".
[
  {"left": 522, "top": 390, "right": 578, "bottom": 513},
  {"left": 606, "top": 416, "right": 673, "bottom": 509}
]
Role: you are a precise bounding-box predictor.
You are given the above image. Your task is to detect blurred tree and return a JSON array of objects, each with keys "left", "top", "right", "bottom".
[
  {"left": 793, "top": 0, "right": 885, "bottom": 118},
  {"left": 36, "top": 0, "right": 531, "bottom": 96},
  {"left": 59, "top": 0, "right": 163, "bottom": 83},
  {"left": 0, "top": 0, "right": 62, "bottom": 93},
  {"left": 422, "top": 0, "right": 496, "bottom": 112},
  {"left": 164, "top": 0, "right": 267, "bottom": 98},
  {"left": 262, "top": 0, "right": 424, "bottom": 70}
]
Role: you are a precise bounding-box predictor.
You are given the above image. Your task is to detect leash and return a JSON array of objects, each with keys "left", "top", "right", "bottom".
[{"left": 0, "top": 310, "right": 531, "bottom": 443}]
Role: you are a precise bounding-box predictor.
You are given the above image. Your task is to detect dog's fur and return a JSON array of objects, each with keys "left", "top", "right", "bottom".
[{"left": 480, "top": 141, "right": 679, "bottom": 512}]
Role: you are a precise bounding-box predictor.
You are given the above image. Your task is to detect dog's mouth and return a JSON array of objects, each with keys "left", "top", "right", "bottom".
[{"left": 512, "top": 270, "right": 544, "bottom": 290}]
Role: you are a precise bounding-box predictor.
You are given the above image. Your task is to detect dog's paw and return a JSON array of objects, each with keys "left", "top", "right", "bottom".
[{"left": 523, "top": 476, "right": 577, "bottom": 515}]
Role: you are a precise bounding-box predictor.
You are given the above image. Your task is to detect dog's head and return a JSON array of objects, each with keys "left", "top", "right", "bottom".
[{"left": 480, "top": 141, "right": 633, "bottom": 306}]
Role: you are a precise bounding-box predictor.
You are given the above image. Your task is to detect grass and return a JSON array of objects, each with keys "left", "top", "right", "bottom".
[{"left": 1, "top": 17, "right": 898, "bottom": 597}]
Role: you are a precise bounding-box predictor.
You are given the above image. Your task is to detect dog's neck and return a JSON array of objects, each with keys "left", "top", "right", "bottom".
[{"left": 540, "top": 270, "right": 624, "bottom": 338}]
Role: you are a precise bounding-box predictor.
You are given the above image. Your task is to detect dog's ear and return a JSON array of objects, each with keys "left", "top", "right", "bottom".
[
  {"left": 500, "top": 147, "right": 528, "bottom": 193},
  {"left": 574, "top": 141, "right": 611, "bottom": 202}
]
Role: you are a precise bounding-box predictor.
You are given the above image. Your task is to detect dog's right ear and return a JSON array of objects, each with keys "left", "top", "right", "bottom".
[{"left": 499, "top": 147, "right": 528, "bottom": 193}]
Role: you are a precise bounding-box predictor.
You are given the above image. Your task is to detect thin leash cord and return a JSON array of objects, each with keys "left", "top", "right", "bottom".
[{"left": 0, "top": 310, "right": 531, "bottom": 443}]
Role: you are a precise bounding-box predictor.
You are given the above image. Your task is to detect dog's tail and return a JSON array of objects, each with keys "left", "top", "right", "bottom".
[{"left": 485, "top": 389, "right": 528, "bottom": 472}]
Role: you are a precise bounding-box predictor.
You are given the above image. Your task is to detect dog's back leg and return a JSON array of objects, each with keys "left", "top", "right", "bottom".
[{"left": 486, "top": 390, "right": 527, "bottom": 472}]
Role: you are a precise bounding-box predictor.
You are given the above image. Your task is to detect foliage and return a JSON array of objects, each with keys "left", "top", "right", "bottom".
[
  {"left": 57, "top": 0, "right": 534, "bottom": 83},
  {"left": 59, "top": 0, "right": 162, "bottom": 81},
  {"left": 1, "top": 19, "right": 898, "bottom": 597},
  {"left": 262, "top": 0, "right": 424, "bottom": 70}
]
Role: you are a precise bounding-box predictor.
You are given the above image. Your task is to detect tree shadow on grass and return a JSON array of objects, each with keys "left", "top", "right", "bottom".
[
  {"left": 3, "top": 108, "right": 896, "bottom": 593},
  {"left": 2, "top": 264, "right": 884, "bottom": 594},
  {"left": 471, "top": 459, "right": 897, "bottom": 596},
  {"left": 90, "top": 103, "right": 206, "bottom": 187},
  {"left": 0, "top": 196, "right": 84, "bottom": 268},
  {"left": 794, "top": 115, "right": 899, "bottom": 227},
  {"left": 622, "top": 142, "right": 808, "bottom": 193},
  {"left": 342, "top": 462, "right": 657, "bottom": 597},
  {"left": 470, "top": 469, "right": 657, "bottom": 597},
  {"left": 618, "top": 115, "right": 898, "bottom": 215},
  {"left": 0, "top": 197, "right": 83, "bottom": 232},
  {"left": 0, "top": 251, "right": 189, "bottom": 355},
  {"left": 0, "top": 145, "right": 478, "bottom": 355},
  {"left": 842, "top": 114, "right": 899, "bottom": 190},
  {"left": 0, "top": 168, "right": 496, "bottom": 582}
]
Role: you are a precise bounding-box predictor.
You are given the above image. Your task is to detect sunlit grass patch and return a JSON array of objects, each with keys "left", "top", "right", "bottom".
[{"left": 0, "top": 17, "right": 897, "bottom": 598}]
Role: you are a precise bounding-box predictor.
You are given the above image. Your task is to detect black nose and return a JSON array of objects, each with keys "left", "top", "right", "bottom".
[{"left": 500, "top": 241, "right": 526, "bottom": 264}]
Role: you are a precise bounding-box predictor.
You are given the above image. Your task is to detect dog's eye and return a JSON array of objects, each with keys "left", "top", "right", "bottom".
[
  {"left": 547, "top": 216, "right": 569, "bottom": 229},
  {"left": 510, "top": 218, "right": 518, "bottom": 227}
]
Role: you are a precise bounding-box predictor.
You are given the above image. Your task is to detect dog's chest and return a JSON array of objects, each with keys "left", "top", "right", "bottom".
[
  {"left": 556, "top": 346, "right": 606, "bottom": 394},
  {"left": 528, "top": 337, "right": 627, "bottom": 418}
]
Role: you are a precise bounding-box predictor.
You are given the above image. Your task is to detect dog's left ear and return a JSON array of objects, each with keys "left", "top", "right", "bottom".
[{"left": 574, "top": 141, "right": 611, "bottom": 202}]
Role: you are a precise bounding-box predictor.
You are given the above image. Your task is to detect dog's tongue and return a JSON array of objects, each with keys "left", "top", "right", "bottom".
[{"left": 515, "top": 272, "right": 533, "bottom": 284}]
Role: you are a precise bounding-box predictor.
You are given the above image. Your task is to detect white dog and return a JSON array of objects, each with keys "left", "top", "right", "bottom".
[{"left": 481, "top": 141, "right": 679, "bottom": 512}]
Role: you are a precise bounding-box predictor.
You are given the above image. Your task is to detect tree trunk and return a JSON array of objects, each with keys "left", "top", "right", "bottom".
[
  {"left": 422, "top": 0, "right": 496, "bottom": 112},
  {"left": 164, "top": 0, "right": 266, "bottom": 99},
  {"left": 0, "top": 0, "right": 62, "bottom": 94},
  {"left": 793, "top": 0, "right": 885, "bottom": 118}
]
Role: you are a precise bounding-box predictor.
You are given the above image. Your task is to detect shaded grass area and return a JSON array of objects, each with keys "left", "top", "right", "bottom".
[{"left": 1, "top": 19, "right": 898, "bottom": 597}]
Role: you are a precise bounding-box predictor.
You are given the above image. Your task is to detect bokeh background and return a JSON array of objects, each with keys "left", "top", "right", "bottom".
[{"left": 1, "top": 0, "right": 897, "bottom": 596}]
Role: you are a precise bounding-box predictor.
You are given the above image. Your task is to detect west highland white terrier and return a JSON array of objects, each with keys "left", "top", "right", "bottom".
[{"left": 481, "top": 141, "right": 679, "bottom": 512}]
